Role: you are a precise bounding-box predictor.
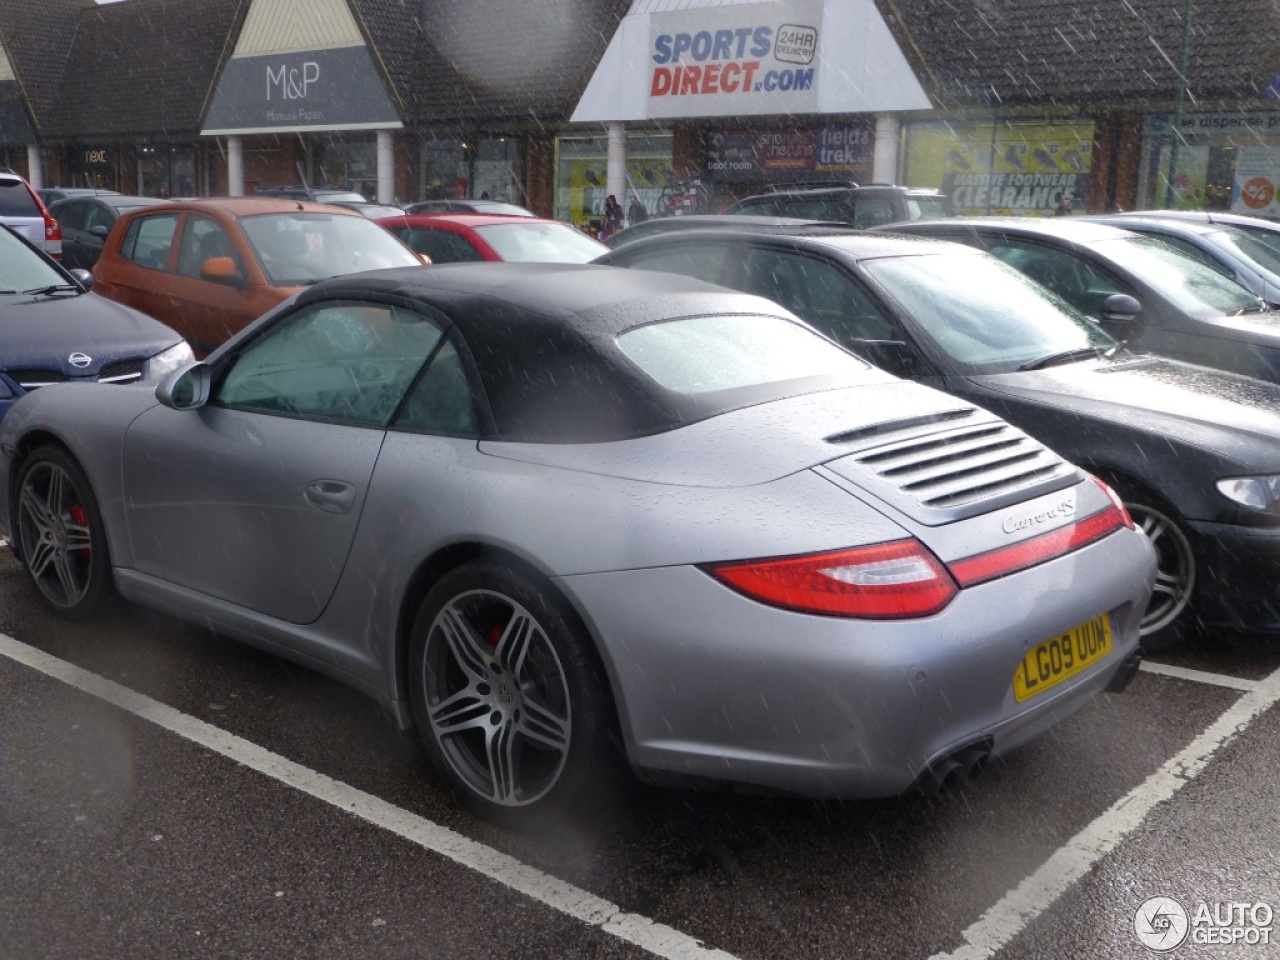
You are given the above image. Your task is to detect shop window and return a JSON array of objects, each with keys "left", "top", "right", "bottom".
[
  {"left": 553, "top": 133, "right": 674, "bottom": 231},
  {"left": 419, "top": 137, "right": 520, "bottom": 205}
]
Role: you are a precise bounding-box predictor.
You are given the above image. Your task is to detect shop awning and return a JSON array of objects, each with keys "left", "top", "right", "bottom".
[{"left": 572, "top": 0, "right": 932, "bottom": 123}]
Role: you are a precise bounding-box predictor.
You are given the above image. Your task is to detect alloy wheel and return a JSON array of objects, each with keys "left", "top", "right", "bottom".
[
  {"left": 16, "top": 459, "right": 94, "bottom": 611},
  {"left": 421, "top": 588, "right": 572, "bottom": 807},
  {"left": 1130, "top": 502, "right": 1195, "bottom": 636}
]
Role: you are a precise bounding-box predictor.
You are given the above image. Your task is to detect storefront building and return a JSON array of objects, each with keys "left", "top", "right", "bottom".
[{"left": 6, "top": 0, "right": 1280, "bottom": 224}]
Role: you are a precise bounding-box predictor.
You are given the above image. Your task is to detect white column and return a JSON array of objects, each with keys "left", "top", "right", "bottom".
[
  {"left": 872, "top": 115, "right": 901, "bottom": 184},
  {"left": 26, "top": 144, "right": 43, "bottom": 191},
  {"left": 228, "top": 136, "right": 244, "bottom": 196},
  {"left": 606, "top": 121, "right": 627, "bottom": 206},
  {"left": 376, "top": 130, "right": 395, "bottom": 204}
]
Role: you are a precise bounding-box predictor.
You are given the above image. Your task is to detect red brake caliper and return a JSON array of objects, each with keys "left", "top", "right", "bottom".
[{"left": 69, "top": 505, "right": 90, "bottom": 555}]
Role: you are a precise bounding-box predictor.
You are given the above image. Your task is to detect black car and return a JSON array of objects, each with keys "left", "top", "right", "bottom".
[
  {"left": 880, "top": 217, "right": 1280, "bottom": 384},
  {"left": 597, "top": 227, "right": 1280, "bottom": 644},
  {"left": 38, "top": 187, "right": 122, "bottom": 207},
  {"left": 725, "top": 183, "right": 953, "bottom": 228},
  {"left": 605, "top": 214, "right": 843, "bottom": 249},
  {"left": 0, "top": 224, "right": 192, "bottom": 422},
  {"left": 49, "top": 194, "right": 169, "bottom": 270},
  {"left": 403, "top": 198, "right": 536, "bottom": 217}
]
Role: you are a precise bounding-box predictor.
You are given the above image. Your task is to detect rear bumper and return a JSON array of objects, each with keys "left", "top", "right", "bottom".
[{"left": 560, "top": 525, "right": 1154, "bottom": 799}]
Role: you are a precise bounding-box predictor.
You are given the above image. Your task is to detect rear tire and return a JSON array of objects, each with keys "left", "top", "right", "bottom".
[
  {"left": 408, "top": 561, "right": 613, "bottom": 825},
  {"left": 11, "top": 445, "right": 114, "bottom": 619},
  {"left": 1107, "top": 481, "right": 1195, "bottom": 650}
]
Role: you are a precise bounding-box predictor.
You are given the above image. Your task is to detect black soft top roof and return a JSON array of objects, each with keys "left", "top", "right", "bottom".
[{"left": 301, "top": 263, "right": 861, "bottom": 442}]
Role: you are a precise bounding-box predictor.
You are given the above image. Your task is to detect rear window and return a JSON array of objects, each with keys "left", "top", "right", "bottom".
[
  {"left": 0, "top": 178, "right": 41, "bottom": 217},
  {"left": 618, "top": 313, "right": 866, "bottom": 394}
]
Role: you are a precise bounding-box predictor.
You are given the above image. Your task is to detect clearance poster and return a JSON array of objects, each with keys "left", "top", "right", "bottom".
[
  {"left": 906, "top": 122, "right": 1095, "bottom": 216},
  {"left": 1233, "top": 146, "right": 1280, "bottom": 217}
]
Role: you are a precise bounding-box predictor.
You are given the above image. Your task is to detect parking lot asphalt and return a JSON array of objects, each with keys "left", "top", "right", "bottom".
[{"left": 3, "top": 546, "right": 1280, "bottom": 959}]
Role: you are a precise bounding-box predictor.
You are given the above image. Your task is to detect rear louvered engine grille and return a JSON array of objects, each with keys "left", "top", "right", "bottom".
[{"left": 826, "top": 408, "right": 1079, "bottom": 524}]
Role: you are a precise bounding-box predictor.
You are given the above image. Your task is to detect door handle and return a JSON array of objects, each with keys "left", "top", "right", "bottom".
[{"left": 304, "top": 479, "right": 357, "bottom": 515}]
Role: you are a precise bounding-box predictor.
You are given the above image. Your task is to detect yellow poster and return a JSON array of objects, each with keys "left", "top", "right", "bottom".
[{"left": 906, "top": 121, "right": 1095, "bottom": 216}]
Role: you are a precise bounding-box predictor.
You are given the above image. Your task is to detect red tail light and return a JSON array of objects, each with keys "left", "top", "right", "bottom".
[
  {"left": 705, "top": 540, "right": 958, "bottom": 619},
  {"left": 949, "top": 502, "right": 1129, "bottom": 587},
  {"left": 707, "top": 483, "right": 1132, "bottom": 619}
]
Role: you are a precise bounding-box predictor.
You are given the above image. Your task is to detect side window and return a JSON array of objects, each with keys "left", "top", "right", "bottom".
[
  {"left": 119, "top": 213, "right": 179, "bottom": 271},
  {"left": 177, "top": 215, "right": 238, "bottom": 278},
  {"left": 217, "top": 300, "right": 446, "bottom": 426},
  {"left": 53, "top": 201, "right": 88, "bottom": 232},
  {"left": 734, "top": 197, "right": 778, "bottom": 216},
  {"left": 781, "top": 198, "right": 843, "bottom": 220},
  {"left": 739, "top": 248, "right": 897, "bottom": 342},
  {"left": 397, "top": 227, "right": 484, "bottom": 263},
  {"left": 851, "top": 198, "right": 896, "bottom": 228},
  {"left": 620, "top": 242, "right": 732, "bottom": 284},
  {"left": 393, "top": 338, "right": 478, "bottom": 435},
  {"left": 84, "top": 203, "right": 115, "bottom": 234},
  {"left": 988, "top": 240, "right": 1128, "bottom": 318}
]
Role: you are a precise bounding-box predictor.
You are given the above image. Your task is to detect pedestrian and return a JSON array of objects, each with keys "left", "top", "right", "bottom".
[
  {"left": 600, "top": 194, "right": 623, "bottom": 240},
  {"left": 628, "top": 195, "right": 648, "bottom": 225},
  {"left": 1054, "top": 192, "right": 1072, "bottom": 216}
]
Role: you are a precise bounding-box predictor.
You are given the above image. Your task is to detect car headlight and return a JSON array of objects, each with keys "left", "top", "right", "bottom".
[
  {"left": 142, "top": 341, "right": 195, "bottom": 382},
  {"left": 1216, "top": 476, "right": 1280, "bottom": 514}
]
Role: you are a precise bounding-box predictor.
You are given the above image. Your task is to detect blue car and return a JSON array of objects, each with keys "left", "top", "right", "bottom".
[{"left": 0, "top": 224, "right": 192, "bottom": 423}]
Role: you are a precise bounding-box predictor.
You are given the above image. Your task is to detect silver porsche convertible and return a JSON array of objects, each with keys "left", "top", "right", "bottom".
[{"left": 0, "top": 264, "right": 1155, "bottom": 823}]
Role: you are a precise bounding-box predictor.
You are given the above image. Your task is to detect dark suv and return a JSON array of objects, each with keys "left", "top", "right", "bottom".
[{"left": 725, "top": 183, "right": 952, "bottom": 229}]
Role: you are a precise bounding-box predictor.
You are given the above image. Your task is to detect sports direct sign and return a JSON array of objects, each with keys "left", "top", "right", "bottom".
[{"left": 647, "top": 0, "right": 822, "bottom": 118}]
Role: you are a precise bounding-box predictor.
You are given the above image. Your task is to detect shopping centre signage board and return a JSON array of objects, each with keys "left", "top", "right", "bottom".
[{"left": 203, "top": 46, "right": 401, "bottom": 135}]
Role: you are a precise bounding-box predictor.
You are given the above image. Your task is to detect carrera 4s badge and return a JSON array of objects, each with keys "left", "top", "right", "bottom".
[{"left": 1001, "top": 495, "right": 1077, "bottom": 535}]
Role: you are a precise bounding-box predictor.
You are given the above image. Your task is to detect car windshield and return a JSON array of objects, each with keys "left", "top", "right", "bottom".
[
  {"left": 1090, "top": 234, "right": 1261, "bottom": 316},
  {"left": 860, "top": 250, "right": 1116, "bottom": 373},
  {"left": 472, "top": 221, "right": 609, "bottom": 262},
  {"left": 240, "top": 211, "right": 422, "bottom": 285},
  {"left": 0, "top": 226, "right": 67, "bottom": 295},
  {"left": 618, "top": 312, "right": 868, "bottom": 393}
]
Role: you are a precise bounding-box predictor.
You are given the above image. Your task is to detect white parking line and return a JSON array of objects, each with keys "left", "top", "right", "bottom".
[
  {"left": 929, "top": 662, "right": 1280, "bottom": 960},
  {"left": 1139, "top": 660, "right": 1260, "bottom": 692},
  {"left": 0, "top": 633, "right": 739, "bottom": 960}
]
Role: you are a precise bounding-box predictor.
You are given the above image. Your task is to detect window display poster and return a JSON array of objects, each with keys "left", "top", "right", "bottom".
[
  {"left": 1155, "top": 143, "right": 1209, "bottom": 210},
  {"left": 558, "top": 156, "right": 674, "bottom": 226},
  {"left": 906, "top": 121, "right": 1094, "bottom": 216},
  {"left": 1232, "top": 146, "right": 1280, "bottom": 217}
]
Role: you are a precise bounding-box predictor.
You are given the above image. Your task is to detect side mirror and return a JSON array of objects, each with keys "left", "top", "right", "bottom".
[
  {"left": 155, "top": 362, "right": 212, "bottom": 410},
  {"left": 1100, "top": 293, "right": 1142, "bottom": 324},
  {"left": 200, "top": 256, "right": 244, "bottom": 288},
  {"left": 90, "top": 225, "right": 110, "bottom": 239},
  {"left": 68, "top": 268, "right": 94, "bottom": 290}
]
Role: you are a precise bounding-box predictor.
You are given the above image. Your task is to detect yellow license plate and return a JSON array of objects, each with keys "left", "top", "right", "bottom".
[{"left": 1013, "top": 613, "right": 1112, "bottom": 702}]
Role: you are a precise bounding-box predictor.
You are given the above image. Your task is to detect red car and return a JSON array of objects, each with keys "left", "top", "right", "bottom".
[{"left": 375, "top": 213, "right": 608, "bottom": 264}]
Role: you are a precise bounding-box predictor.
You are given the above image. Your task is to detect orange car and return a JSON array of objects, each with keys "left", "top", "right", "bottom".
[{"left": 92, "top": 197, "right": 424, "bottom": 354}]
